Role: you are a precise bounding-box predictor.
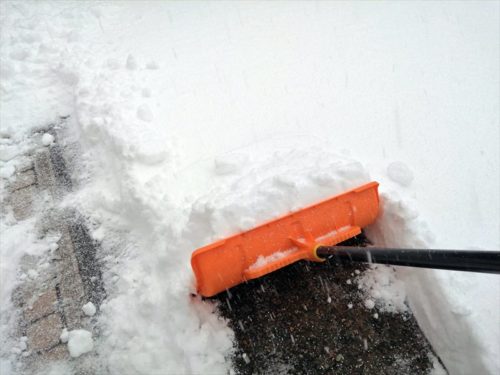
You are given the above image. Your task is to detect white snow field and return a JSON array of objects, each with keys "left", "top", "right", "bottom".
[{"left": 1, "top": 1, "right": 499, "bottom": 374}]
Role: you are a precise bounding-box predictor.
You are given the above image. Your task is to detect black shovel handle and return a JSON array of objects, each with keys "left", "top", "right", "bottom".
[{"left": 316, "top": 246, "right": 500, "bottom": 274}]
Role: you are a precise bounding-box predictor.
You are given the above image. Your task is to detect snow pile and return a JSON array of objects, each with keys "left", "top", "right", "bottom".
[{"left": 184, "top": 150, "right": 369, "bottom": 244}]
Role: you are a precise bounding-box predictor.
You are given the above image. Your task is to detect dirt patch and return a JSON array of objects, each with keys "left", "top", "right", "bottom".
[{"left": 212, "top": 235, "right": 437, "bottom": 374}]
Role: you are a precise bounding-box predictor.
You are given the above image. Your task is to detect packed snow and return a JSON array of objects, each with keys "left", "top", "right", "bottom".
[{"left": 0, "top": 1, "right": 498, "bottom": 375}]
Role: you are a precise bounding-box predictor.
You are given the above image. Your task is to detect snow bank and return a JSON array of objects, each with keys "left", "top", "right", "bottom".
[{"left": 367, "top": 192, "right": 500, "bottom": 375}]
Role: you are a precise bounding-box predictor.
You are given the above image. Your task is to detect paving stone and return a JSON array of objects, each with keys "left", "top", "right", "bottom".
[
  {"left": 9, "top": 130, "right": 104, "bottom": 373},
  {"left": 56, "top": 230, "right": 86, "bottom": 328},
  {"left": 10, "top": 185, "right": 35, "bottom": 220},
  {"left": 24, "top": 289, "right": 58, "bottom": 323},
  {"left": 44, "top": 344, "right": 68, "bottom": 361},
  {"left": 27, "top": 313, "right": 62, "bottom": 352},
  {"left": 58, "top": 275, "right": 86, "bottom": 330},
  {"left": 49, "top": 144, "right": 72, "bottom": 193},
  {"left": 56, "top": 226, "right": 78, "bottom": 263},
  {"left": 10, "top": 169, "right": 36, "bottom": 191},
  {"left": 34, "top": 150, "right": 55, "bottom": 194},
  {"left": 68, "top": 219, "right": 106, "bottom": 306}
]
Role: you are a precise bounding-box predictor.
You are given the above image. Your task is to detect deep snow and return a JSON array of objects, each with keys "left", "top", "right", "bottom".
[{"left": 0, "top": 1, "right": 499, "bottom": 374}]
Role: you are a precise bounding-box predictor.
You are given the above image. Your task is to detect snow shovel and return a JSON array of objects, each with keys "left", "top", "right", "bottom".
[{"left": 191, "top": 181, "right": 500, "bottom": 297}]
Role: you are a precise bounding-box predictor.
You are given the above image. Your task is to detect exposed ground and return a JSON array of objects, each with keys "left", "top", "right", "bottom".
[{"left": 213, "top": 235, "right": 439, "bottom": 375}]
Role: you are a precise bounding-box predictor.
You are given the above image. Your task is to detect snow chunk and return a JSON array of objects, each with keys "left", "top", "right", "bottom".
[
  {"left": 60, "top": 328, "right": 69, "bottom": 343},
  {"left": 67, "top": 329, "right": 93, "bottom": 357},
  {"left": 82, "top": 302, "right": 96, "bottom": 317},
  {"left": 0, "top": 165, "right": 15, "bottom": 179},
  {"left": 364, "top": 299, "right": 375, "bottom": 309},
  {"left": 41, "top": 133, "right": 54, "bottom": 146},
  {"left": 387, "top": 161, "right": 414, "bottom": 187},
  {"left": 242, "top": 352, "right": 250, "bottom": 364}
]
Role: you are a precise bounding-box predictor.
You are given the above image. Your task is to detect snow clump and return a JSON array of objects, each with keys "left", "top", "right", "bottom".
[
  {"left": 67, "top": 329, "right": 93, "bottom": 357},
  {"left": 364, "top": 299, "right": 375, "bottom": 309},
  {"left": 60, "top": 328, "right": 69, "bottom": 343},
  {"left": 82, "top": 302, "right": 96, "bottom": 316},
  {"left": 41, "top": 133, "right": 54, "bottom": 146}
]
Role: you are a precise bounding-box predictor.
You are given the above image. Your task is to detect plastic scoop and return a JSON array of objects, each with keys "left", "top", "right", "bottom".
[{"left": 191, "top": 181, "right": 380, "bottom": 297}]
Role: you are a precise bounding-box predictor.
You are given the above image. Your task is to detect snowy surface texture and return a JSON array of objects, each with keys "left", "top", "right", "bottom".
[{"left": 0, "top": 1, "right": 499, "bottom": 375}]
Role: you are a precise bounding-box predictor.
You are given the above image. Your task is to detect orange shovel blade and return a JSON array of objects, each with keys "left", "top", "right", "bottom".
[{"left": 191, "top": 181, "right": 380, "bottom": 297}]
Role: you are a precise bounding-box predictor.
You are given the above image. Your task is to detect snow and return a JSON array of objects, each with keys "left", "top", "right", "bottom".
[
  {"left": 41, "top": 133, "right": 54, "bottom": 146},
  {"left": 248, "top": 249, "right": 296, "bottom": 271},
  {"left": 0, "top": 1, "right": 498, "bottom": 375},
  {"left": 82, "top": 302, "right": 96, "bottom": 317},
  {"left": 364, "top": 299, "right": 376, "bottom": 310},
  {"left": 357, "top": 263, "right": 408, "bottom": 313},
  {"left": 0, "top": 217, "right": 53, "bottom": 363},
  {"left": 315, "top": 226, "right": 350, "bottom": 243},
  {"left": 242, "top": 353, "right": 250, "bottom": 364},
  {"left": 67, "top": 330, "right": 93, "bottom": 358},
  {"left": 386, "top": 161, "right": 414, "bottom": 187},
  {"left": 60, "top": 329, "right": 69, "bottom": 344},
  {"left": 366, "top": 194, "right": 500, "bottom": 374},
  {"left": 0, "top": 164, "right": 15, "bottom": 179}
]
